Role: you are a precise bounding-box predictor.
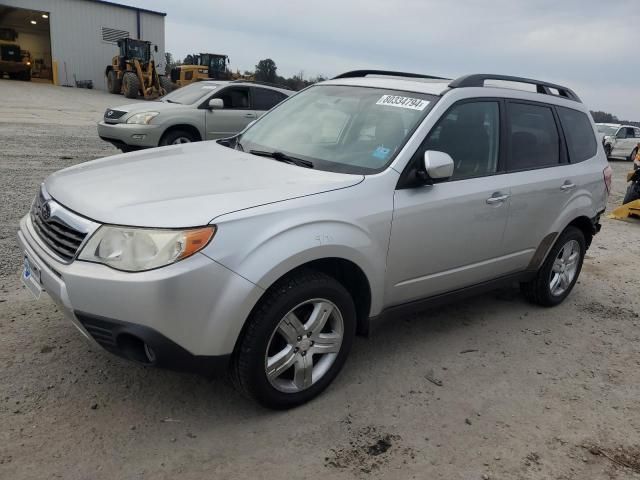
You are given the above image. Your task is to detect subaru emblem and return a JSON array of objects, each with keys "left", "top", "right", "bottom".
[
  {"left": 41, "top": 202, "right": 51, "bottom": 221},
  {"left": 107, "top": 110, "right": 113, "bottom": 117}
]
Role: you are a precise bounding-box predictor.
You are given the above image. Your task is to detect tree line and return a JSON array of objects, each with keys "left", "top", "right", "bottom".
[{"left": 590, "top": 110, "right": 639, "bottom": 127}]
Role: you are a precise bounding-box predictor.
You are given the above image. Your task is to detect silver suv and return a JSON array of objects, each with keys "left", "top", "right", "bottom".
[
  {"left": 19, "top": 70, "right": 610, "bottom": 408},
  {"left": 97, "top": 81, "right": 291, "bottom": 152}
]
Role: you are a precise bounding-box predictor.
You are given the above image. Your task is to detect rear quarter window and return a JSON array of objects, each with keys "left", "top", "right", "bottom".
[{"left": 557, "top": 107, "right": 597, "bottom": 163}]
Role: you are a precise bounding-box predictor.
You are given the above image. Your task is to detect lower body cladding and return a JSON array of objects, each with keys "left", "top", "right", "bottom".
[{"left": 17, "top": 215, "right": 264, "bottom": 376}]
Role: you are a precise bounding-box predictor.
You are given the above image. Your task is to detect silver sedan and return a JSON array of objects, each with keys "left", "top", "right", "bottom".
[{"left": 97, "top": 81, "right": 292, "bottom": 152}]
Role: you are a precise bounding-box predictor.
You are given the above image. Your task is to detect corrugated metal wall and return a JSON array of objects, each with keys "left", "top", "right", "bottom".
[{"left": 0, "top": 0, "right": 165, "bottom": 89}]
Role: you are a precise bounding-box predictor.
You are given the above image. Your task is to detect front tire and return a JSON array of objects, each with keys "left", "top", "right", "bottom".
[
  {"left": 521, "top": 226, "right": 586, "bottom": 307},
  {"left": 604, "top": 144, "right": 612, "bottom": 158},
  {"left": 122, "top": 72, "right": 140, "bottom": 99},
  {"left": 159, "top": 129, "right": 197, "bottom": 146},
  {"left": 231, "top": 270, "right": 356, "bottom": 409},
  {"left": 629, "top": 147, "right": 638, "bottom": 162}
]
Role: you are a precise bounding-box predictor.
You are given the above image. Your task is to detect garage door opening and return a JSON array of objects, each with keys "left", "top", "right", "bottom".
[{"left": 0, "top": 4, "right": 52, "bottom": 82}]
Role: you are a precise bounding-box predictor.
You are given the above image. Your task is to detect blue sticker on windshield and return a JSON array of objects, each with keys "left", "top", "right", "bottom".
[{"left": 372, "top": 146, "right": 391, "bottom": 160}]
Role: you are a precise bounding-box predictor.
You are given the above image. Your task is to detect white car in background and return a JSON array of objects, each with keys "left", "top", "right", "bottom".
[{"left": 596, "top": 123, "right": 640, "bottom": 161}]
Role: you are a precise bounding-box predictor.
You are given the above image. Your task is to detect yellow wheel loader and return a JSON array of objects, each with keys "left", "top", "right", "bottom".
[
  {"left": 170, "top": 53, "right": 254, "bottom": 88},
  {"left": 105, "top": 38, "right": 171, "bottom": 100}
]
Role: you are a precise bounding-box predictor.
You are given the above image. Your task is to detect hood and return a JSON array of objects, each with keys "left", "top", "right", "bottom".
[
  {"left": 45, "top": 142, "right": 364, "bottom": 228},
  {"left": 109, "top": 101, "right": 186, "bottom": 116}
]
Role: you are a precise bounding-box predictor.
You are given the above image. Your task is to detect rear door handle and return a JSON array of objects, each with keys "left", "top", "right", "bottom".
[
  {"left": 560, "top": 182, "right": 576, "bottom": 191},
  {"left": 244, "top": 113, "right": 256, "bottom": 118},
  {"left": 486, "top": 193, "right": 510, "bottom": 204}
]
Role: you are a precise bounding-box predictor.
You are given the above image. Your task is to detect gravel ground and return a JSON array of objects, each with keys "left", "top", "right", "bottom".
[{"left": 1, "top": 80, "right": 640, "bottom": 480}]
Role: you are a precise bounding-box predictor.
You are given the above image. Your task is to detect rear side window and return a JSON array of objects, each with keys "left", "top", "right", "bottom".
[
  {"left": 424, "top": 101, "right": 500, "bottom": 180},
  {"left": 557, "top": 107, "right": 597, "bottom": 163},
  {"left": 507, "top": 102, "right": 560, "bottom": 170},
  {"left": 635, "top": 128, "right": 640, "bottom": 138},
  {"left": 253, "top": 88, "right": 287, "bottom": 110}
]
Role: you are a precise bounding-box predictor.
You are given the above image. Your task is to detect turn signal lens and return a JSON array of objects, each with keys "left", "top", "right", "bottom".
[{"left": 179, "top": 227, "right": 216, "bottom": 260}]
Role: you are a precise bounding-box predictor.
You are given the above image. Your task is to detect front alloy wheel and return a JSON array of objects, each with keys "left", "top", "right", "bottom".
[
  {"left": 266, "top": 299, "right": 344, "bottom": 393},
  {"left": 232, "top": 270, "right": 356, "bottom": 409}
]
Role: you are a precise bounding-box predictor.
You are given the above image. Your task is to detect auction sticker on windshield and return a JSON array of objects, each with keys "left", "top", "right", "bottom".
[{"left": 376, "top": 95, "right": 429, "bottom": 111}]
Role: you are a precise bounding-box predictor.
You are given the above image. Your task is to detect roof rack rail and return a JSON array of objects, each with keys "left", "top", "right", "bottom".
[
  {"left": 449, "top": 74, "right": 581, "bottom": 102},
  {"left": 333, "top": 70, "right": 450, "bottom": 81},
  {"left": 229, "top": 79, "right": 293, "bottom": 91}
]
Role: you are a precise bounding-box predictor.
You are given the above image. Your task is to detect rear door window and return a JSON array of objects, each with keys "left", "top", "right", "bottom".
[
  {"left": 253, "top": 87, "right": 287, "bottom": 111},
  {"left": 557, "top": 107, "right": 597, "bottom": 163},
  {"left": 507, "top": 102, "right": 560, "bottom": 171}
]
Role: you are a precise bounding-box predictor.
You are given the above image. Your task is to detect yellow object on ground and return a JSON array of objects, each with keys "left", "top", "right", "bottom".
[{"left": 608, "top": 200, "right": 640, "bottom": 220}]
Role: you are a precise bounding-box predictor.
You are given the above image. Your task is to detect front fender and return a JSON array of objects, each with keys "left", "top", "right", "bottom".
[{"left": 201, "top": 181, "right": 396, "bottom": 316}]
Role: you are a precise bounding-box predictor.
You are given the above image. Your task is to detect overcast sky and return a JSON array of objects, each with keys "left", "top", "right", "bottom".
[{"left": 122, "top": 0, "right": 639, "bottom": 119}]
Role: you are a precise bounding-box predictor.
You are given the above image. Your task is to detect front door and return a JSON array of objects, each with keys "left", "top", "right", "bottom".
[
  {"left": 205, "top": 86, "right": 257, "bottom": 139},
  {"left": 386, "top": 100, "right": 511, "bottom": 306}
]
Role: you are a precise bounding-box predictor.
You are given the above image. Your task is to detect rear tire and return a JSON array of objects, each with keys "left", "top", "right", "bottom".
[
  {"left": 629, "top": 147, "right": 638, "bottom": 162},
  {"left": 521, "top": 226, "right": 586, "bottom": 307},
  {"left": 159, "top": 129, "right": 197, "bottom": 146},
  {"left": 107, "top": 70, "right": 121, "bottom": 94},
  {"left": 122, "top": 72, "right": 140, "bottom": 99},
  {"left": 231, "top": 269, "right": 356, "bottom": 409}
]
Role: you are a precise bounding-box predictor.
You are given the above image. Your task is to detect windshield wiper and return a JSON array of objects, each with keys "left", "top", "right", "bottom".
[{"left": 249, "top": 150, "right": 314, "bottom": 168}]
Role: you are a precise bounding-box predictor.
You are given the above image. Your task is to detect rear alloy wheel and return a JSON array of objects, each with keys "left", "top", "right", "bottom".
[
  {"left": 232, "top": 270, "right": 356, "bottom": 409},
  {"left": 160, "top": 129, "right": 196, "bottom": 146},
  {"left": 521, "top": 226, "right": 586, "bottom": 307}
]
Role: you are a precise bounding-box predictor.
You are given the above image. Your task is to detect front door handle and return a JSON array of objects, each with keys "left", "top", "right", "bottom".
[
  {"left": 486, "top": 193, "right": 510, "bottom": 204},
  {"left": 560, "top": 182, "right": 576, "bottom": 191}
]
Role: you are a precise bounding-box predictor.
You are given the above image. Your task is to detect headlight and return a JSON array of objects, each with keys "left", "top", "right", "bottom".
[
  {"left": 126, "top": 112, "right": 159, "bottom": 125},
  {"left": 78, "top": 225, "right": 215, "bottom": 272}
]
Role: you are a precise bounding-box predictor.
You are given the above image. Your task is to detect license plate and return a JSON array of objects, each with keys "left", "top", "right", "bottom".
[{"left": 22, "top": 254, "right": 42, "bottom": 300}]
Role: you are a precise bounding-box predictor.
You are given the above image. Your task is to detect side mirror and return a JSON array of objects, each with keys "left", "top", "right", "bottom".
[
  {"left": 422, "top": 150, "right": 454, "bottom": 182},
  {"left": 208, "top": 98, "right": 224, "bottom": 110}
]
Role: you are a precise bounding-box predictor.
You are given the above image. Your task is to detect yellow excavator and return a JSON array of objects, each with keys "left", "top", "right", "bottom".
[
  {"left": 105, "top": 38, "right": 171, "bottom": 99},
  {"left": 609, "top": 144, "right": 640, "bottom": 220},
  {"left": 170, "top": 53, "right": 253, "bottom": 87}
]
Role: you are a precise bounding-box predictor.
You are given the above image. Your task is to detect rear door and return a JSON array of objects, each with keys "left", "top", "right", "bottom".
[
  {"left": 204, "top": 86, "right": 257, "bottom": 139},
  {"left": 252, "top": 87, "right": 288, "bottom": 118},
  {"left": 499, "top": 101, "right": 574, "bottom": 270}
]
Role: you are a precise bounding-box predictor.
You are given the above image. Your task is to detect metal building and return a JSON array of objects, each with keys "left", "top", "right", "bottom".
[{"left": 0, "top": 0, "right": 165, "bottom": 89}]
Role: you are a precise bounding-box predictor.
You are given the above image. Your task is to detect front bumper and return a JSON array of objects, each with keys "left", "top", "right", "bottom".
[
  {"left": 97, "top": 121, "right": 164, "bottom": 149},
  {"left": 17, "top": 214, "right": 264, "bottom": 374}
]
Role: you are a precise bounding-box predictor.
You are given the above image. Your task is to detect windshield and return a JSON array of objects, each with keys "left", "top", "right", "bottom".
[
  {"left": 238, "top": 85, "right": 437, "bottom": 174},
  {"left": 597, "top": 125, "right": 618, "bottom": 135},
  {"left": 161, "top": 83, "right": 217, "bottom": 105}
]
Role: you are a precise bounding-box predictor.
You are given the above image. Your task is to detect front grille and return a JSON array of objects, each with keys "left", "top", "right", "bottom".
[
  {"left": 30, "top": 191, "right": 87, "bottom": 262},
  {"left": 104, "top": 109, "right": 126, "bottom": 122}
]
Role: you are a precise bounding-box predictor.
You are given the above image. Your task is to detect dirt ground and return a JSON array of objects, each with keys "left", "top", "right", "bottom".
[{"left": 1, "top": 80, "right": 639, "bottom": 480}]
